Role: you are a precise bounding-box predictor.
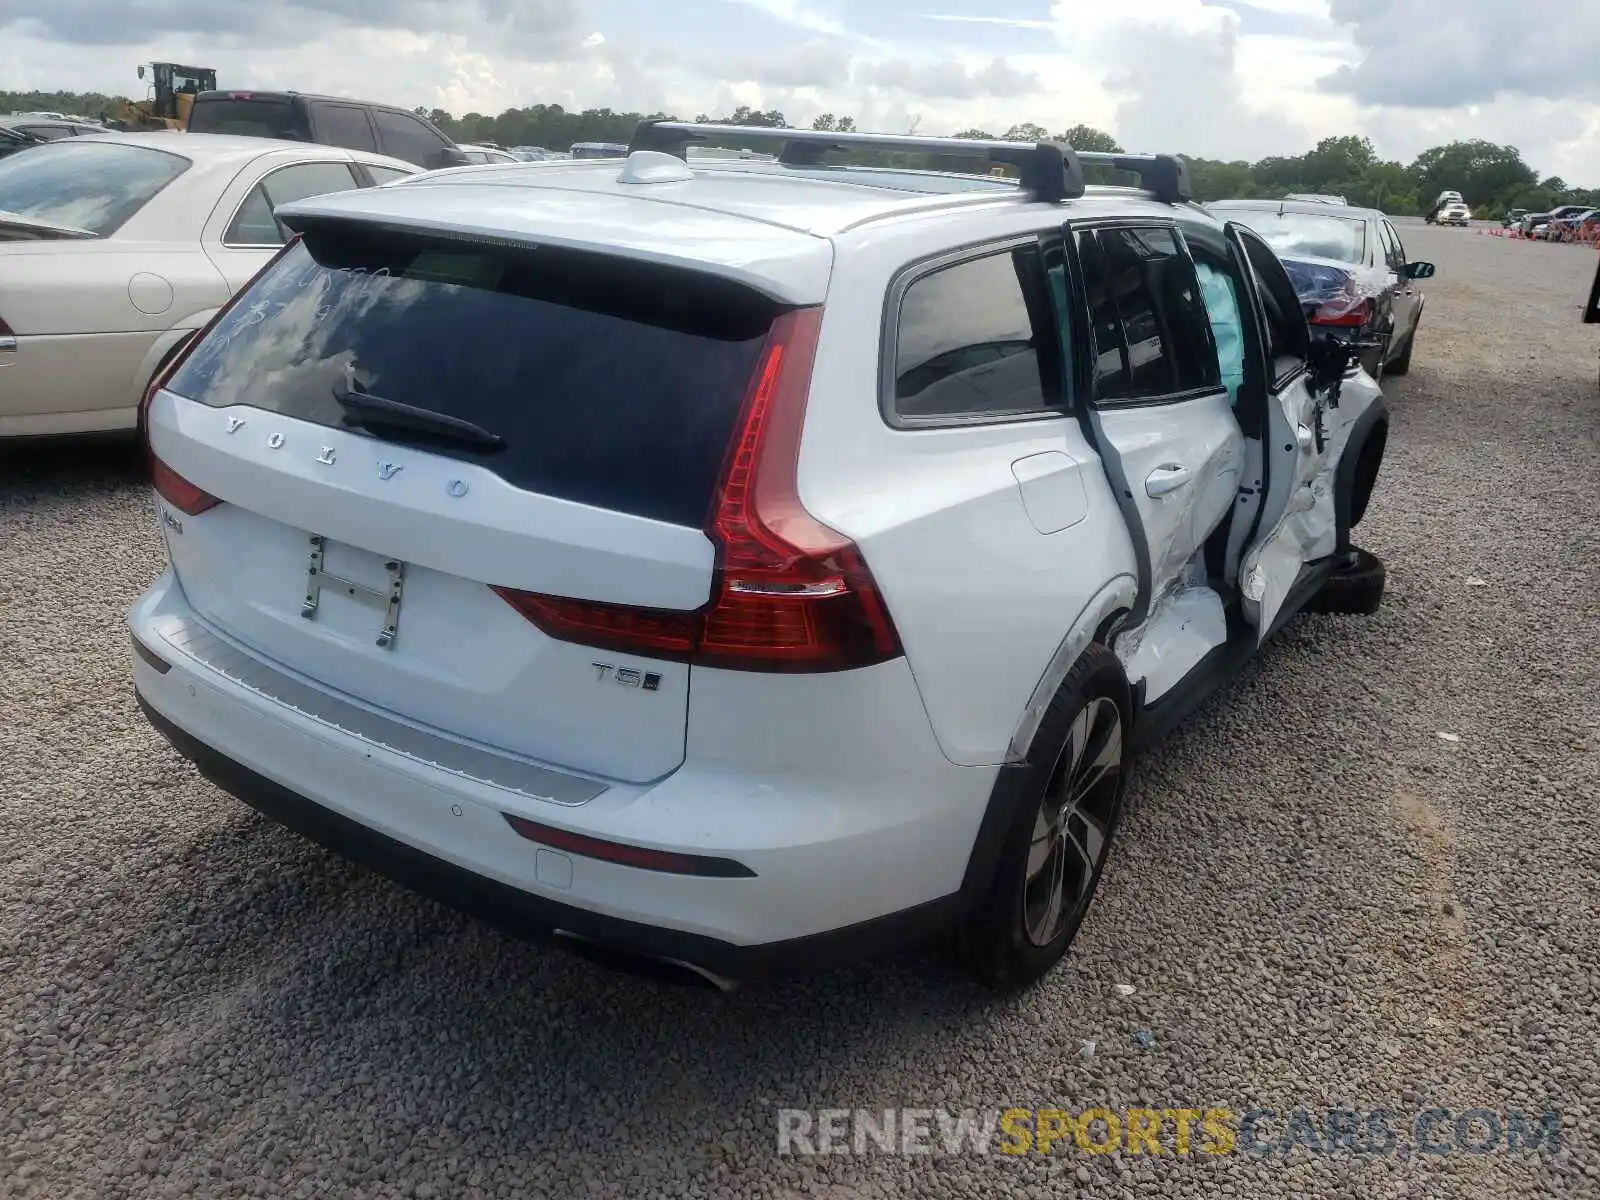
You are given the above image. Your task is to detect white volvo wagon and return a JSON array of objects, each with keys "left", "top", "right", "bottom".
[{"left": 128, "top": 125, "right": 1391, "bottom": 989}]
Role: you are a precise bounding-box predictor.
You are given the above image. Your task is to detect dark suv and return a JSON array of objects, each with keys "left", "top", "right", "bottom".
[{"left": 186, "top": 91, "right": 469, "bottom": 170}]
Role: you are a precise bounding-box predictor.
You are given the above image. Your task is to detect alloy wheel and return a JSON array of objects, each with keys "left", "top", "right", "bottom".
[{"left": 1022, "top": 696, "right": 1124, "bottom": 947}]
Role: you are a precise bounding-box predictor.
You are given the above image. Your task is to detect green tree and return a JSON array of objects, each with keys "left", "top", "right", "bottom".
[
  {"left": 1409, "top": 139, "right": 1537, "bottom": 210},
  {"left": 1301, "top": 135, "right": 1377, "bottom": 189},
  {"left": 1056, "top": 123, "right": 1121, "bottom": 153},
  {"left": 722, "top": 105, "right": 788, "bottom": 128},
  {"left": 953, "top": 127, "right": 995, "bottom": 139},
  {"left": 811, "top": 113, "right": 856, "bottom": 132},
  {"left": 1186, "top": 159, "right": 1257, "bottom": 202},
  {"left": 1002, "top": 122, "right": 1050, "bottom": 142}
]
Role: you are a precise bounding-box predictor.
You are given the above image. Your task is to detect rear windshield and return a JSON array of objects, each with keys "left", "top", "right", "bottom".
[
  {"left": 1226, "top": 211, "right": 1367, "bottom": 264},
  {"left": 0, "top": 141, "right": 190, "bottom": 235},
  {"left": 188, "top": 96, "right": 304, "bottom": 139},
  {"left": 165, "top": 229, "right": 780, "bottom": 527}
]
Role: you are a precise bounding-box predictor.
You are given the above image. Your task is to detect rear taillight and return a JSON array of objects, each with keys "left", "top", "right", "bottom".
[
  {"left": 1310, "top": 294, "right": 1372, "bottom": 328},
  {"left": 151, "top": 456, "right": 220, "bottom": 515},
  {"left": 494, "top": 307, "right": 904, "bottom": 673}
]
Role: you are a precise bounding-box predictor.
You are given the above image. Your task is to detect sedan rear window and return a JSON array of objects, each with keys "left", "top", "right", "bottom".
[
  {"left": 164, "top": 230, "right": 780, "bottom": 527},
  {"left": 1221, "top": 211, "right": 1367, "bottom": 265},
  {"left": 0, "top": 142, "right": 190, "bottom": 236}
]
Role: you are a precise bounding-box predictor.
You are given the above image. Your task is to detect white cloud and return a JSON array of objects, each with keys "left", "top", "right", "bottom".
[{"left": 2, "top": 0, "right": 1599, "bottom": 183}]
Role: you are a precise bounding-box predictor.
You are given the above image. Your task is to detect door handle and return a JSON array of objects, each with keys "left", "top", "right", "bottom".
[{"left": 1144, "top": 463, "right": 1191, "bottom": 497}]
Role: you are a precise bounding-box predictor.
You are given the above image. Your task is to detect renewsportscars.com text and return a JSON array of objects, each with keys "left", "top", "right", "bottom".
[{"left": 776, "top": 1106, "right": 1564, "bottom": 1159}]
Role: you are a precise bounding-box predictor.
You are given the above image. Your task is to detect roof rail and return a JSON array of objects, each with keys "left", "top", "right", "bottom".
[
  {"left": 629, "top": 120, "right": 1088, "bottom": 204},
  {"left": 1074, "top": 152, "right": 1193, "bottom": 204}
]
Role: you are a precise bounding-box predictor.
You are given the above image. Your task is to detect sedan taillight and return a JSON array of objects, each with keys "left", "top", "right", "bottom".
[{"left": 1310, "top": 295, "right": 1373, "bottom": 329}]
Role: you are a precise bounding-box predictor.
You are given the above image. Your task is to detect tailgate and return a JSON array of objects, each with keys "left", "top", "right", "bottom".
[{"left": 148, "top": 226, "right": 785, "bottom": 785}]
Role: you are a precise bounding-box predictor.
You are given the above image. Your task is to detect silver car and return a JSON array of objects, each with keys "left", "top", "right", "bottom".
[{"left": 0, "top": 131, "right": 420, "bottom": 438}]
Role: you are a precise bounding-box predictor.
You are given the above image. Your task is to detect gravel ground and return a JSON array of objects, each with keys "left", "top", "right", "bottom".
[{"left": 2, "top": 224, "right": 1597, "bottom": 1200}]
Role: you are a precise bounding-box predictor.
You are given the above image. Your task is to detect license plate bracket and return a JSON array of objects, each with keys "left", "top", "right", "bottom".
[{"left": 300, "top": 534, "right": 406, "bottom": 649}]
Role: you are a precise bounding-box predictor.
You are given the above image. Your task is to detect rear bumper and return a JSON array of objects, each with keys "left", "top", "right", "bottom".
[
  {"left": 128, "top": 570, "right": 994, "bottom": 978},
  {"left": 137, "top": 697, "right": 960, "bottom": 980}
]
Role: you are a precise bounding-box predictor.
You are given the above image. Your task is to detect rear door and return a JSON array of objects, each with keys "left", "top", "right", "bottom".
[
  {"left": 1224, "top": 223, "right": 1332, "bottom": 640},
  {"left": 1070, "top": 224, "right": 1245, "bottom": 630},
  {"left": 147, "top": 226, "right": 784, "bottom": 784},
  {"left": 310, "top": 102, "right": 379, "bottom": 154}
]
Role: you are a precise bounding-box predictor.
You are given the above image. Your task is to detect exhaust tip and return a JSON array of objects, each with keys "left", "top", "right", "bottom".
[{"left": 551, "top": 929, "right": 739, "bottom": 992}]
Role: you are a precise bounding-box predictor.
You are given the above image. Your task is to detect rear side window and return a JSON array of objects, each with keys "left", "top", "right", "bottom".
[
  {"left": 365, "top": 165, "right": 414, "bottom": 185},
  {"left": 0, "top": 142, "right": 190, "bottom": 235},
  {"left": 891, "top": 245, "right": 1062, "bottom": 423},
  {"left": 315, "top": 105, "right": 378, "bottom": 153},
  {"left": 1381, "top": 220, "right": 1407, "bottom": 271},
  {"left": 224, "top": 162, "right": 361, "bottom": 246},
  {"left": 372, "top": 110, "right": 449, "bottom": 167},
  {"left": 1075, "top": 226, "right": 1220, "bottom": 402},
  {"left": 164, "top": 232, "right": 779, "bottom": 527},
  {"left": 188, "top": 97, "right": 305, "bottom": 139}
]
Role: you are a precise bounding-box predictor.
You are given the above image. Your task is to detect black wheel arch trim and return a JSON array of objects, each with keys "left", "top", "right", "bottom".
[
  {"left": 1335, "top": 398, "right": 1389, "bottom": 545},
  {"left": 961, "top": 642, "right": 1132, "bottom": 904}
]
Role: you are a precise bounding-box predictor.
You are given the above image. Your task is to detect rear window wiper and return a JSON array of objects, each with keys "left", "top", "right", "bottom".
[{"left": 332, "top": 384, "right": 506, "bottom": 453}]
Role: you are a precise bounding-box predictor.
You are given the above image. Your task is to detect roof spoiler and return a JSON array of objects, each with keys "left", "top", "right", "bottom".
[
  {"left": 628, "top": 121, "right": 1195, "bottom": 205},
  {"left": 628, "top": 121, "right": 1088, "bottom": 203}
]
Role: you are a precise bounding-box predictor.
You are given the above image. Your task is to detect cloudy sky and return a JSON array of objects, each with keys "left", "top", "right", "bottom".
[{"left": 3, "top": 0, "right": 1597, "bottom": 183}]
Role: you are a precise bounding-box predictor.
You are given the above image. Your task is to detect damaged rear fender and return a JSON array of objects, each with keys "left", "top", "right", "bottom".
[{"left": 1003, "top": 574, "right": 1138, "bottom": 764}]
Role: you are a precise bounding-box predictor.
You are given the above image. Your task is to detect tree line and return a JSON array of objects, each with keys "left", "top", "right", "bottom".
[{"left": 6, "top": 87, "right": 1592, "bottom": 217}]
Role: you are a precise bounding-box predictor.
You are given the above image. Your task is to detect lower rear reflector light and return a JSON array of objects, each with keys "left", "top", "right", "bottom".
[
  {"left": 131, "top": 636, "right": 172, "bottom": 674},
  {"left": 502, "top": 814, "right": 756, "bottom": 878}
]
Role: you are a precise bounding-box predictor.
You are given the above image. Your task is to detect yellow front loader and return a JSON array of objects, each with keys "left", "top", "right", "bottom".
[{"left": 115, "top": 63, "right": 217, "bottom": 131}]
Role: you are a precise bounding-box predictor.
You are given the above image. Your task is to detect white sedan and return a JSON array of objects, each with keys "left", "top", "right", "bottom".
[{"left": 0, "top": 131, "right": 420, "bottom": 438}]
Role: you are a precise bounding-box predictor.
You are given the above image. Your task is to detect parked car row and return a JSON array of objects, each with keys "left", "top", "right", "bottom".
[{"left": 1521, "top": 204, "right": 1600, "bottom": 241}]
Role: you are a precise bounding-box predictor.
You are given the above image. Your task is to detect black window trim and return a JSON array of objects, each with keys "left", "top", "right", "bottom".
[
  {"left": 878, "top": 232, "right": 1072, "bottom": 431},
  {"left": 1065, "top": 216, "right": 1231, "bottom": 412},
  {"left": 219, "top": 158, "right": 361, "bottom": 250},
  {"left": 1380, "top": 218, "right": 1407, "bottom": 272}
]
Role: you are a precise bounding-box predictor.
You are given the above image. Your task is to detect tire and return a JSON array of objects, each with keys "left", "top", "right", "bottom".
[
  {"left": 1304, "top": 547, "right": 1386, "bottom": 616},
  {"left": 945, "top": 645, "right": 1132, "bottom": 990},
  {"left": 1387, "top": 320, "right": 1417, "bottom": 376}
]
